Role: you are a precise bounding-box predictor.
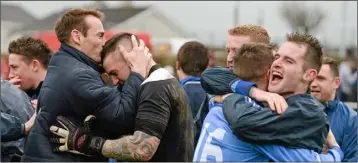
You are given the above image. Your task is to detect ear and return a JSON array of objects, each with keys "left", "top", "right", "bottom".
[
  {"left": 70, "top": 29, "right": 81, "bottom": 45},
  {"left": 333, "top": 77, "right": 341, "bottom": 89},
  {"left": 266, "top": 69, "right": 271, "bottom": 80},
  {"left": 304, "top": 69, "right": 317, "bottom": 83},
  {"left": 176, "top": 61, "right": 180, "bottom": 71},
  {"left": 31, "top": 60, "right": 41, "bottom": 72}
]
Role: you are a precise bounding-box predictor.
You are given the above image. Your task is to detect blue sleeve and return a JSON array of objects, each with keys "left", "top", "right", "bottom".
[
  {"left": 320, "top": 147, "right": 345, "bottom": 162},
  {"left": 341, "top": 106, "right": 357, "bottom": 162},
  {"left": 230, "top": 79, "right": 256, "bottom": 96},
  {"left": 253, "top": 144, "right": 344, "bottom": 162},
  {"left": 208, "top": 97, "right": 223, "bottom": 111}
]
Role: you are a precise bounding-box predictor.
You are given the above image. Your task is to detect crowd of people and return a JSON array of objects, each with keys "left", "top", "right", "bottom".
[
  {"left": 338, "top": 48, "right": 358, "bottom": 102},
  {"left": 1, "top": 8, "right": 357, "bottom": 162}
]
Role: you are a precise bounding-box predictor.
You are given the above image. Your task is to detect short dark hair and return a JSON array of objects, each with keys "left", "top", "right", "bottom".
[
  {"left": 8, "top": 36, "right": 52, "bottom": 68},
  {"left": 322, "top": 56, "right": 339, "bottom": 77},
  {"left": 55, "top": 8, "right": 104, "bottom": 43},
  {"left": 233, "top": 43, "right": 274, "bottom": 81},
  {"left": 176, "top": 41, "right": 209, "bottom": 76},
  {"left": 101, "top": 32, "right": 139, "bottom": 63},
  {"left": 286, "top": 32, "right": 323, "bottom": 72}
]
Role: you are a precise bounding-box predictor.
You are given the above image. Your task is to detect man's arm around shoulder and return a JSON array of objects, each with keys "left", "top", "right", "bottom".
[
  {"left": 70, "top": 70, "right": 144, "bottom": 133},
  {"left": 50, "top": 82, "right": 172, "bottom": 161},
  {"left": 223, "top": 93, "right": 328, "bottom": 152}
]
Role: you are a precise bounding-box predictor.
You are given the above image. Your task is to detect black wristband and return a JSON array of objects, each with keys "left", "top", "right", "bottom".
[
  {"left": 84, "top": 136, "right": 106, "bottom": 156},
  {"left": 21, "top": 123, "right": 26, "bottom": 137}
]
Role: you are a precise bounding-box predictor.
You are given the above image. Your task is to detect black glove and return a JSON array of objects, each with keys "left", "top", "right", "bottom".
[{"left": 49, "top": 115, "right": 106, "bottom": 156}]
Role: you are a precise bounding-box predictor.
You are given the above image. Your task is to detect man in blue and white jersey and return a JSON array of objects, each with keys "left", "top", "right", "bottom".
[
  {"left": 194, "top": 97, "right": 342, "bottom": 162},
  {"left": 193, "top": 42, "right": 343, "bottom": 161}
]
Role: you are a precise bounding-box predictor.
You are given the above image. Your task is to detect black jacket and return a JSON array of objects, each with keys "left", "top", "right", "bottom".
[
  {"left": 200, "top": 67, "right": 329, "bottom": 153},
  {"left": 1, "top": 113, "right": 27, "bottom": 162},
  {"left": 1, "top": 113, "right": 26, "bottom": 142},
  {"left": 223, "top": 94, "right": 329, "bottom": 153},
  {"left": 25, "top": 81, "right": 43, "bottom": 100},
  {"left": 21, "top": 43, "right": 144, "bottom": 162},
  {"left": 1, "top": 80, "right": 34, "bottom": 162}
]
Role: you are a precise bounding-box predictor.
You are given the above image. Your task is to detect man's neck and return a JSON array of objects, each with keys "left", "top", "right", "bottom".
[
  {"left": 149, "top": 60, "right": 156, "bottom": 69},
  {"left": 177, "top": 70, "right": 189, "bottom": 81},
  {"left": 67, "top": 42, "right": 81, "bottom": 51},
  {"left": 254, "top": 78, "right": 267, "bottom": 91},
  {"left": 147, "top": 59, "right": 158, "bottom": 76},
  {"left": 281, "top": 89, "right": 307, "bottom": 99},
  {"left": 33, "top": 70, "right": 47, "bottom": 89},
  {"left": 179, "top": 74, "right": 190, "bottom": 82},
  {"left": 329, "top": 90, "right": 337, "bottom": 101},
  {"left": 281, "top": 92, "right": 297, "bottom": 98},
  {"left": 281, "top": 83, "right": 311, "bottom": 98}
]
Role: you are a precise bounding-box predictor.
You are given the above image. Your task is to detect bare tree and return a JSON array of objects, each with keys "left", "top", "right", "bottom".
[{"left": 279, "top": 2, "right": 326, "bottom": 34}]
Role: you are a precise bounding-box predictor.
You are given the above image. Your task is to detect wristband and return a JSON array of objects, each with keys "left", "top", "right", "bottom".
[{"left": 81, "top": 135, "right": 106, "bottom": 156}]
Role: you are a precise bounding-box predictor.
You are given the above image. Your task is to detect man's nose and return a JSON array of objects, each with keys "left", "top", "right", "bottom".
[
  {"left": 272, "top": 60, "right": 282, "bottom": 69},
  {"left": 111, "top": 76, "right": 119, "bottom": 86},
  {"left": 227, "top": 52, "right": 234, "bottom": 61},
  {"left": 227, "top": 53, "right": 234, "bottom": 69},
  {"left": 310, "top": 80, "right": 318, "bottom": 88},
  {"left": 8, "top": 71, "right": 15, "bottom": 79},
  {"left": 102, "top": 37, "right": 106, "bottom": 46}
]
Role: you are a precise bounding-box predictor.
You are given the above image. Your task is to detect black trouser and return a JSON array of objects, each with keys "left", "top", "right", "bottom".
[{"left": 1, "top": 147, "right": 22, "bottom": 162}]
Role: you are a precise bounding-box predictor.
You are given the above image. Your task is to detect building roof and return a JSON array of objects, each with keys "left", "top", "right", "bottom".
[
  {"left": 10, "top": 7, "right": 148, "bottom": 35},
  {"left": 1, "top": 3, "right": 37, "bottom": 24}
]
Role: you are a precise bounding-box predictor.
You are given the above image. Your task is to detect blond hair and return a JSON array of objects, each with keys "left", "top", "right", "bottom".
[{"left": 228, "top": 24, "right": 271, "bottom": 44}]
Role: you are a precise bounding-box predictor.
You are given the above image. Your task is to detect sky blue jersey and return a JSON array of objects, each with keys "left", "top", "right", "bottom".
[{"left": 193, "top": 97, "right": 344, "bottom": 162}]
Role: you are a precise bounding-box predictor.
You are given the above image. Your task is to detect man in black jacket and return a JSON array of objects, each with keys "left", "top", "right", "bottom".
[
  {"left": 48, "top": 32, "right": 194, "bottom": 162},
  {"left": 21, "top": 8, "right": 152, "bottom": 162}
]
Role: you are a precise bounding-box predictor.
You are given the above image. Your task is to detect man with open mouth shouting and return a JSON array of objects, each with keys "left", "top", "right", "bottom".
[{"left": 197, "top": 32, "right": 344, "bottom": 161}]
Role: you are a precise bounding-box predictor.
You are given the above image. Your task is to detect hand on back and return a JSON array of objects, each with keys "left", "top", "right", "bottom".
[
  {"left": 325, "top": 129, "right": 339, "bottom": 149},
  {"left": 213, "top": 93, "right": 233, "bottom": 103}
]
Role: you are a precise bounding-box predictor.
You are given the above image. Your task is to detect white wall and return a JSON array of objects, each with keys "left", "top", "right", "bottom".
[
  {"left": 111, "top": 12, "right": 185, "bottom": 40},
  {"left": 1, "top": 21, "right": 35, "bottom": 53},
  {"left": 1, "top": 21, "right": 22, "bottom": 52}
]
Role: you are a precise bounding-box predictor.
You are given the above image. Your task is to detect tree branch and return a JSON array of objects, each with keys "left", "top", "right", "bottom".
[{"left": 279, "top": 2, "right": 326, "bottom": 34}]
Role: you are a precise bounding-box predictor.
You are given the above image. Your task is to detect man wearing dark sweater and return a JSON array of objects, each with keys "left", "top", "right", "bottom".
[{"left": 176, "top": 41, "right": 209, "bottom": 144}]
